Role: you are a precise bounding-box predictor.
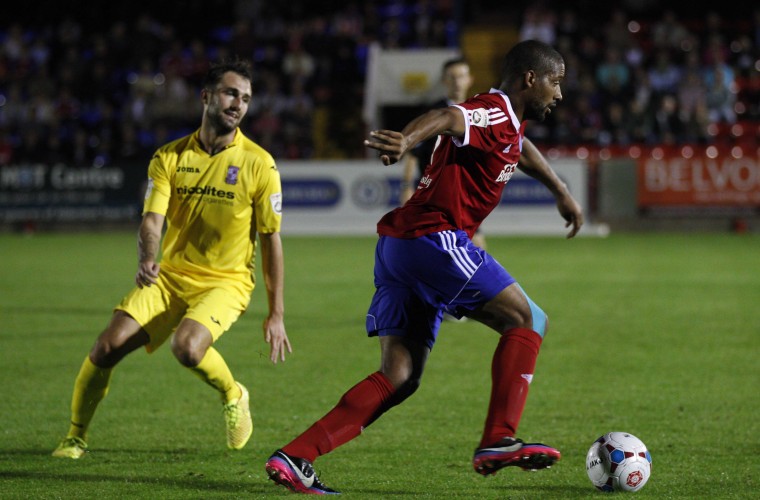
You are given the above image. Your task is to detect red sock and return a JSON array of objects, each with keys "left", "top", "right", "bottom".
[
  {"left": 282, "top": 371, "right": 395, "bottom": 462},
  {"left": 479, "top": 327, "right": 542, "bottom": 448}
]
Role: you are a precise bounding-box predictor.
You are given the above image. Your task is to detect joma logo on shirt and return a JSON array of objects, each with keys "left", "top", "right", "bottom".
[
  {"left": 176, "top": 185, "right": 234, "bottom": 199},
  {"left": 176, "top": 166, "right": 201, "bottom": 173},
  {"left": 495, "top": 163, "right": 517, "bottom": 183}
]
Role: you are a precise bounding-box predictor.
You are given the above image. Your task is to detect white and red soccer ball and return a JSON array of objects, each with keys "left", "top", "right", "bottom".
[{"left": 586, "top": 432, "right": 652, "bottom": 492}]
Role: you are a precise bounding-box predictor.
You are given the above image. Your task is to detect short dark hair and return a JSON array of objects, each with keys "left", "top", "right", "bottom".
[
  {"left": 202, "top": 58, "right": 253, "bottom": 89},
  {"left": 442, "top": 57, "right": 469, "bottom": 74},
  {"left": 501, "top": 40, "right": 563, "bottom": 84}
]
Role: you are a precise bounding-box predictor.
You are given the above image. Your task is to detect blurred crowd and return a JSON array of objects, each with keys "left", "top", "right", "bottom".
[
  {"left": 0, "top": 1, "right": 758, "bottom": 168},
  {"left": 523, "top": 5, "right": 760, "bottom": 149}
]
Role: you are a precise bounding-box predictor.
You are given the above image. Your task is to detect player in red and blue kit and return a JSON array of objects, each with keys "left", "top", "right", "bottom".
[{"left": 265, "top": 40, "right": 584, "bottom": 494}]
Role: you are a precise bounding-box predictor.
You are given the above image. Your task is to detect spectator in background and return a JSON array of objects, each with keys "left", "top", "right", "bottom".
[
  {"left": 159, "top": 39, "right": 192, "bottom": 79},
  {"left": 518, "top": 5, "right": 556, "bottom": 44},
  {"left": 576, "top": 33, "right": 602, "bottom": 72},
  {"left": 251, "top": 72, "right": 289, "bottom": 116},
  {"left": 70, "top": 127, "right": 93, "bottom": 166},
  {"left": 0, "top": 127, "right": 14, "bottom": 165},
  {"left": 27, "top": 64, "right": 57, "bottom": 102},
  {"left": 652, "top": 94, "right": 684, "bottom": 144},
  {"left": 250, "top": 104, "right": 283, "bottom": 157},
  {"left": 702, "top": 12, "right": 730, "bottom": 50},
  {"left": 184, "top": 39, "right": 212, "bottom": 86},
  {"left": 16, "top": 128, "right": 48, "bottom": 164},
  {"left": 648, "top": 50, "right": 682, "bottom": 97},
  {"left": 571, "top": 94, "right": 604, "bottom": 144},
  {"left": 599, "top": 102, "right": 631, "bottom": 146},
  {"left": 676, "top": 58, "right": 709, "bottom": 142},
  {"left": 230, "top": 20, "right": 257, "bottom": 58},
  {"left": 596, "top": 47, "right": 630, "bottom": 96},
  {"left": 1, "top": 84, "right": 27, "bottom": 129},
  {"left": 704, "top": 65, "right": 736, "bottom": 124},
  {"left": 651, "top": 10, "right": 691, "bottom": 51},
  {"left": 555, "top": 8, "right": 581, "bottom": 44},
  {"left": 130, "top": 14, "right": 163, "bottom": 66},
  {"left": 282, "top": 35, "right": 316, "bottom": 86},
  {"left": 2, "top": 24, "right": 26, "bottom": 62},
  {"left": 603, "top": 9, "right": 635, "bottom": 54},
  {"left": 280, "top": 80, "right": 314, "bottom": 158},
  {"left": 737, "top": 70, "right": 760, "bottom": 121},
  {"left": 106, "top": 21, "right": 132, "bottom": 68},
  {"left": 0, "top": 3, "right": 757, "bottom": 165},
  {"left": 151, "top": 66, "right": 195, "bottom": 128},
  {"left": 627, "top": 98, "right": 655, "bottom": 144},
  {"left": 28, "top": 89, "right": 57, "bottom": 129},
  {"left": 114, "top": 122, "right": 150, "bottom": 163},
  {"left": 629, "top": 66, "right": 654, "bottom": 115}
]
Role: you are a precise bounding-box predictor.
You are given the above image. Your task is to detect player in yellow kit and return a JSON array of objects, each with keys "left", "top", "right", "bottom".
[{"left": 52, "top": 59, "right": 292, "bottom": 459}]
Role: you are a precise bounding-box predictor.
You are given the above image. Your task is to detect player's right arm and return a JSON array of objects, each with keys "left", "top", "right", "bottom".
[
  {"left": 136, "top": 151, "right": 171, "bottom": 288},
  {"left": 136, "top": 211, "right": 165, "bottom": 288},
  {"left": 364, "top": 107, "right": 465, "bottom": 166}
]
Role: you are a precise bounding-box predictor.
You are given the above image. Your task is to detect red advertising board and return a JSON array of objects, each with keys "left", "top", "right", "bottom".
[{"left": 638, "top": 148, "right": 760, "bottom": 207}]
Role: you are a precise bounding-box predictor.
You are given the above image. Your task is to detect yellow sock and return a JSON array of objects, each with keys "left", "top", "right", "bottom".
[
  {"left": 189, "top": 347, "right": 240, "bottom": 403},
  {"left": 68, "top": 356, "right": 113, "bottom": 440}
]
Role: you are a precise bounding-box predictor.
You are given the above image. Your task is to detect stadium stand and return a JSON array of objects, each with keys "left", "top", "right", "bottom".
[{"left": 0, "top": 1, "right": 757, "bottom": 164}]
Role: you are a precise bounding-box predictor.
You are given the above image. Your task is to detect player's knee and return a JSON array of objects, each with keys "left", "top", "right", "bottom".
[
  {"left": 171, "top": 341, "right": 205, "bottom": 367},
  {"left": 390, "top": 377, "right": 422, "bottom": 406},
  {"left": 171, "top": 326, "right": 211, "bottom": 367},
  {"left": 402, "top": 376, "right": 421, "bottom": 397},
  {"left": 510, "top": 305, "right": 534, "bottom": 330},
  {"left": 170, "top": 333, "right": 205, "bottom": 366},
  {"left": 526, "top": 296, "right": 548, "bottom": 337},
  {"left": 90, "top": 339, "right": 116, "bottom": 367},
  {"left": 91, "top": 330, "right": 137, "bottom": 367},
  {"left": 90, "top": 313, "right": 148, "bottom": 367}
]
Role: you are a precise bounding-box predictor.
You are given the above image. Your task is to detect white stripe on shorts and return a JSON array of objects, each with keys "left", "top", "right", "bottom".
[{"left": 438, "top": 230, "right": 478, "bottom": 277}]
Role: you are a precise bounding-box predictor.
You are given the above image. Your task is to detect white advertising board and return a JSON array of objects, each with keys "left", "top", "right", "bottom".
[{"left": 278, "top": 159, "right": 598, "bottom": 236}]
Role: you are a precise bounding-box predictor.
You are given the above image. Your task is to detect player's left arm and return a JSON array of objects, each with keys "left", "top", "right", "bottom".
[
  {"left": 518, "top": 137, "right": 584, "bottom": 238},
  {"left": 257, "top": 230, "right": 292, "bottom": 363},
  {"left": 364, "top": 106, "right": 465, "bottom": 166},
  {"left": 400, "top": 153, "right": 418, "bottom": 204}
]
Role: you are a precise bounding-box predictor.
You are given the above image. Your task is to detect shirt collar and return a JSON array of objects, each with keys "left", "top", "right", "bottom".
[
  {"left": 489, "top": 88, "right": 520, "bottom": 131},
  {"left": 191, "top": 128, "right": 241, "bottom": 155}
]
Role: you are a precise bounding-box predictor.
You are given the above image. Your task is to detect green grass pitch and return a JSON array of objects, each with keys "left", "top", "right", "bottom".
[{"left": 1, "top": 231, "right": 758, "bottom": 498}]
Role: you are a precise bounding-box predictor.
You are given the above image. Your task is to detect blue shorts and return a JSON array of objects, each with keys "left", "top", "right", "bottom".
[{"left": 365, "top": 230, "right": 516, "bottom": 349}]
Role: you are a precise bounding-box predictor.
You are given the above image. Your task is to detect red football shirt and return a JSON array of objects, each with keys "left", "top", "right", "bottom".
[{"left": 378, "top": 89, "right": 526, "bottom": 239}]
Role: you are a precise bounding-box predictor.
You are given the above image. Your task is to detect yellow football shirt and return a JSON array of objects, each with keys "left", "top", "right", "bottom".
[{"left": 142, "top": 128, "right": 282, "bottom": 294}]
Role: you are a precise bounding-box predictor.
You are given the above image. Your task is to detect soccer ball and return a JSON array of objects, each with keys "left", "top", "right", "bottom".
[{"left": 586, "top": 432, "right": 652, "bottom": 492}]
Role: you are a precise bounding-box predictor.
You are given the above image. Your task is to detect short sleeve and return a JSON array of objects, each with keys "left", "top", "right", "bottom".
[
  {"left": 252, "top": 159, "right": 282, "bottom": 233},
  {"left": 451, "top": 96, "right": 504, "bottom": 153},
  {"left": 143, "top": 153, "right": 171, "bottom": 216}
]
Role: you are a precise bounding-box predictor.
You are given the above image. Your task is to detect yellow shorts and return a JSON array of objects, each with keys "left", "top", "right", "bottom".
[{"left": 116, "top": 271, "right": 251, "bottom": 353}]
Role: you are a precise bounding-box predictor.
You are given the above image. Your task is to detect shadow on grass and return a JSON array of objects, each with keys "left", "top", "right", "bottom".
[
  {"left": 1, "top": 450, "right": 594, "bottom": 497},
  {"left": 4, "top": 304, "right": 108, "bottom": 316},
  {"left": 0, "top": 469, "right": 271, "bottom": 495},
  {"left": 0, "top": 447, "right": 276, "bottom": 494},
  {"left": 335, "top": 483, "right": 593, "bottom": 497}
]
